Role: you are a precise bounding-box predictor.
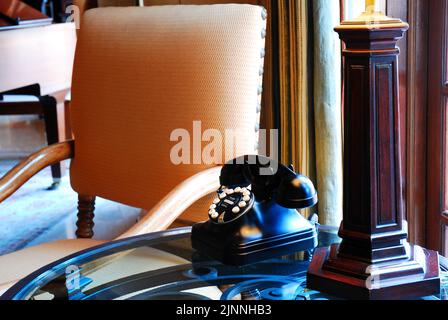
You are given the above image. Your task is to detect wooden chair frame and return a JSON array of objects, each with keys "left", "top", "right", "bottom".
[{"left": 0, "top": 140, "right": 221, "bottom": 238}]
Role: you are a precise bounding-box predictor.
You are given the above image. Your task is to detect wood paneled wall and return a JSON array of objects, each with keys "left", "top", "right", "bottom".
[{"left": 386, "top": 0, "right": 429, "bottom": 246}]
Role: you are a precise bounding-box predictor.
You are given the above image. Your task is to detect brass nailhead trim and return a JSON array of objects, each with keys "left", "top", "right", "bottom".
[{"left": 261, "top": 8, "right": 267, "bottom": 20}]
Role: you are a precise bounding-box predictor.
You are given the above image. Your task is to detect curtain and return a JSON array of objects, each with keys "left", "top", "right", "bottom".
[
  {"left": 277, "top": 0, "right": 315, "bottom": 217},
  {"left": 312, "top": 0, "right": 343, "bottom": 226},
  {"left": 276, "top": 0, "right": 342, "bottom": 226}
]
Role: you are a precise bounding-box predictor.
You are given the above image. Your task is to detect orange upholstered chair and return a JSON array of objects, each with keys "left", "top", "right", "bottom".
[{"left": 0, "top": 5, "right": 266, "bottom": 291}]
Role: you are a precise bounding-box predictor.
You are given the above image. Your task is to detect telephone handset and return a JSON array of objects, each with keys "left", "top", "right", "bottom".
[{"left": 191, "top": 155, "right": 319, "bottom": 266}]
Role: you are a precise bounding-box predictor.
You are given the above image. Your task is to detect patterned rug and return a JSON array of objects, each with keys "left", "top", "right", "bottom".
[{"left": 0, "top": 160, "right": 141, "bottom": 256}]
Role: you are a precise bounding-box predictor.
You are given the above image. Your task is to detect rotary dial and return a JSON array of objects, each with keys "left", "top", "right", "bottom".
[{"left": 208, "top": 186, "right": 253, "bottom": 224}]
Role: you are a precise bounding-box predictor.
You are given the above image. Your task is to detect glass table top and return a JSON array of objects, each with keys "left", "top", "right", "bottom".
[{"left": 2, "top": 227, "right": 448, "bottom": 300}]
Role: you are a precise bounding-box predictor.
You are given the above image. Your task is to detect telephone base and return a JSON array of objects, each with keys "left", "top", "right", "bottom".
[{"left": 192, "top": 217, "right": 318, "bottom": 266}]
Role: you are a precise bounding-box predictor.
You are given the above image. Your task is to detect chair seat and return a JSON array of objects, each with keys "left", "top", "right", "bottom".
[{"left": 0, "top": 239, "right": 105, "bottom": 295}]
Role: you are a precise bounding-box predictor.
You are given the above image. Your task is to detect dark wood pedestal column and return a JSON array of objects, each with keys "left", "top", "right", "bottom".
[{"left": 307, "top": 14, "right": 441, "bottom": 300}]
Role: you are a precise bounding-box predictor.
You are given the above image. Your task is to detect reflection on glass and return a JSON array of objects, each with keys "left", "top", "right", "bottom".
[{"left": 11, "top": 230, "right": 448, "bottom": 301}]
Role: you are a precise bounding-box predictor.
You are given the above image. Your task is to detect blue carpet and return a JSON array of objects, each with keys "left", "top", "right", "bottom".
[{"left": 0, "top": 160, "right": 141, "bottom": 256}]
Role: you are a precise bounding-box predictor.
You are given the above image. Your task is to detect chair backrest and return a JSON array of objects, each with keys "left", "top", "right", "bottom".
[{"left": 70, "top": 5, "right": 266, "bottom": 210}]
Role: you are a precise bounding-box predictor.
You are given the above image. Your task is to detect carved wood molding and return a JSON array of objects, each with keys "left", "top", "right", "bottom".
[
  {"left": 0, "top": 140, "right": 74, "bottom": 203},
  {"left": 427, "top": 0, "right": 448, "bottom": 254},
  {"left": 405, "top": 0, "right": 429, "bottom": 246}
]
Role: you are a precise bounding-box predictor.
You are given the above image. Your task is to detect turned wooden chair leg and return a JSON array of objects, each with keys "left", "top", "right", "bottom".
[{"left": 76, "top": 195, "right": 96, "bottom": 238}]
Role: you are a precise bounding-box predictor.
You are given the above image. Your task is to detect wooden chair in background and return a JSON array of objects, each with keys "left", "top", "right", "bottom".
[{"left": 0, "top": 90, "right": 71, "bottom": 188}]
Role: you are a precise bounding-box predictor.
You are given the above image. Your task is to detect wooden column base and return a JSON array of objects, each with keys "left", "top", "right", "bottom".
[{"left": 307, "top": 243, "right": 441, "bottom": 300}]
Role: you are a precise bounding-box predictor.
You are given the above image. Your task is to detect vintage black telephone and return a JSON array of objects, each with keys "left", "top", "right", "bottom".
[{"left": 191, "top": 155, "right": 319, "bottom": 266}]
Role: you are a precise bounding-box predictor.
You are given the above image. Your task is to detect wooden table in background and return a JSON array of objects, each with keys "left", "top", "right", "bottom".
[{"left": 0, "top": 22, "right": 76, "bottom": 184}]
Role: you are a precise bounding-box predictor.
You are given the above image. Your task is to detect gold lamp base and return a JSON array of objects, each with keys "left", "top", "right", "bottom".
[{"left": 339, "top": 0, "right": 407, "bottom": 29}]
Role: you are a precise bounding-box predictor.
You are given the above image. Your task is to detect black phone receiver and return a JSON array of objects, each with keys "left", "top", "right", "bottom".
[
  {"left": 192, "top": 155, "right": 319, "bottom": 266},
  {"left": 276, "top": 171, "right": 318, "bottom": 209},
  {"left": 219, "top": 155, "right": 317, "bottom": 208}
]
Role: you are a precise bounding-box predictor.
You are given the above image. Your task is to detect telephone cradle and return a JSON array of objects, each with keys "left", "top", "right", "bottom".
[{"left": 191, "top": 155, "right": 319, "bottom": 266}]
